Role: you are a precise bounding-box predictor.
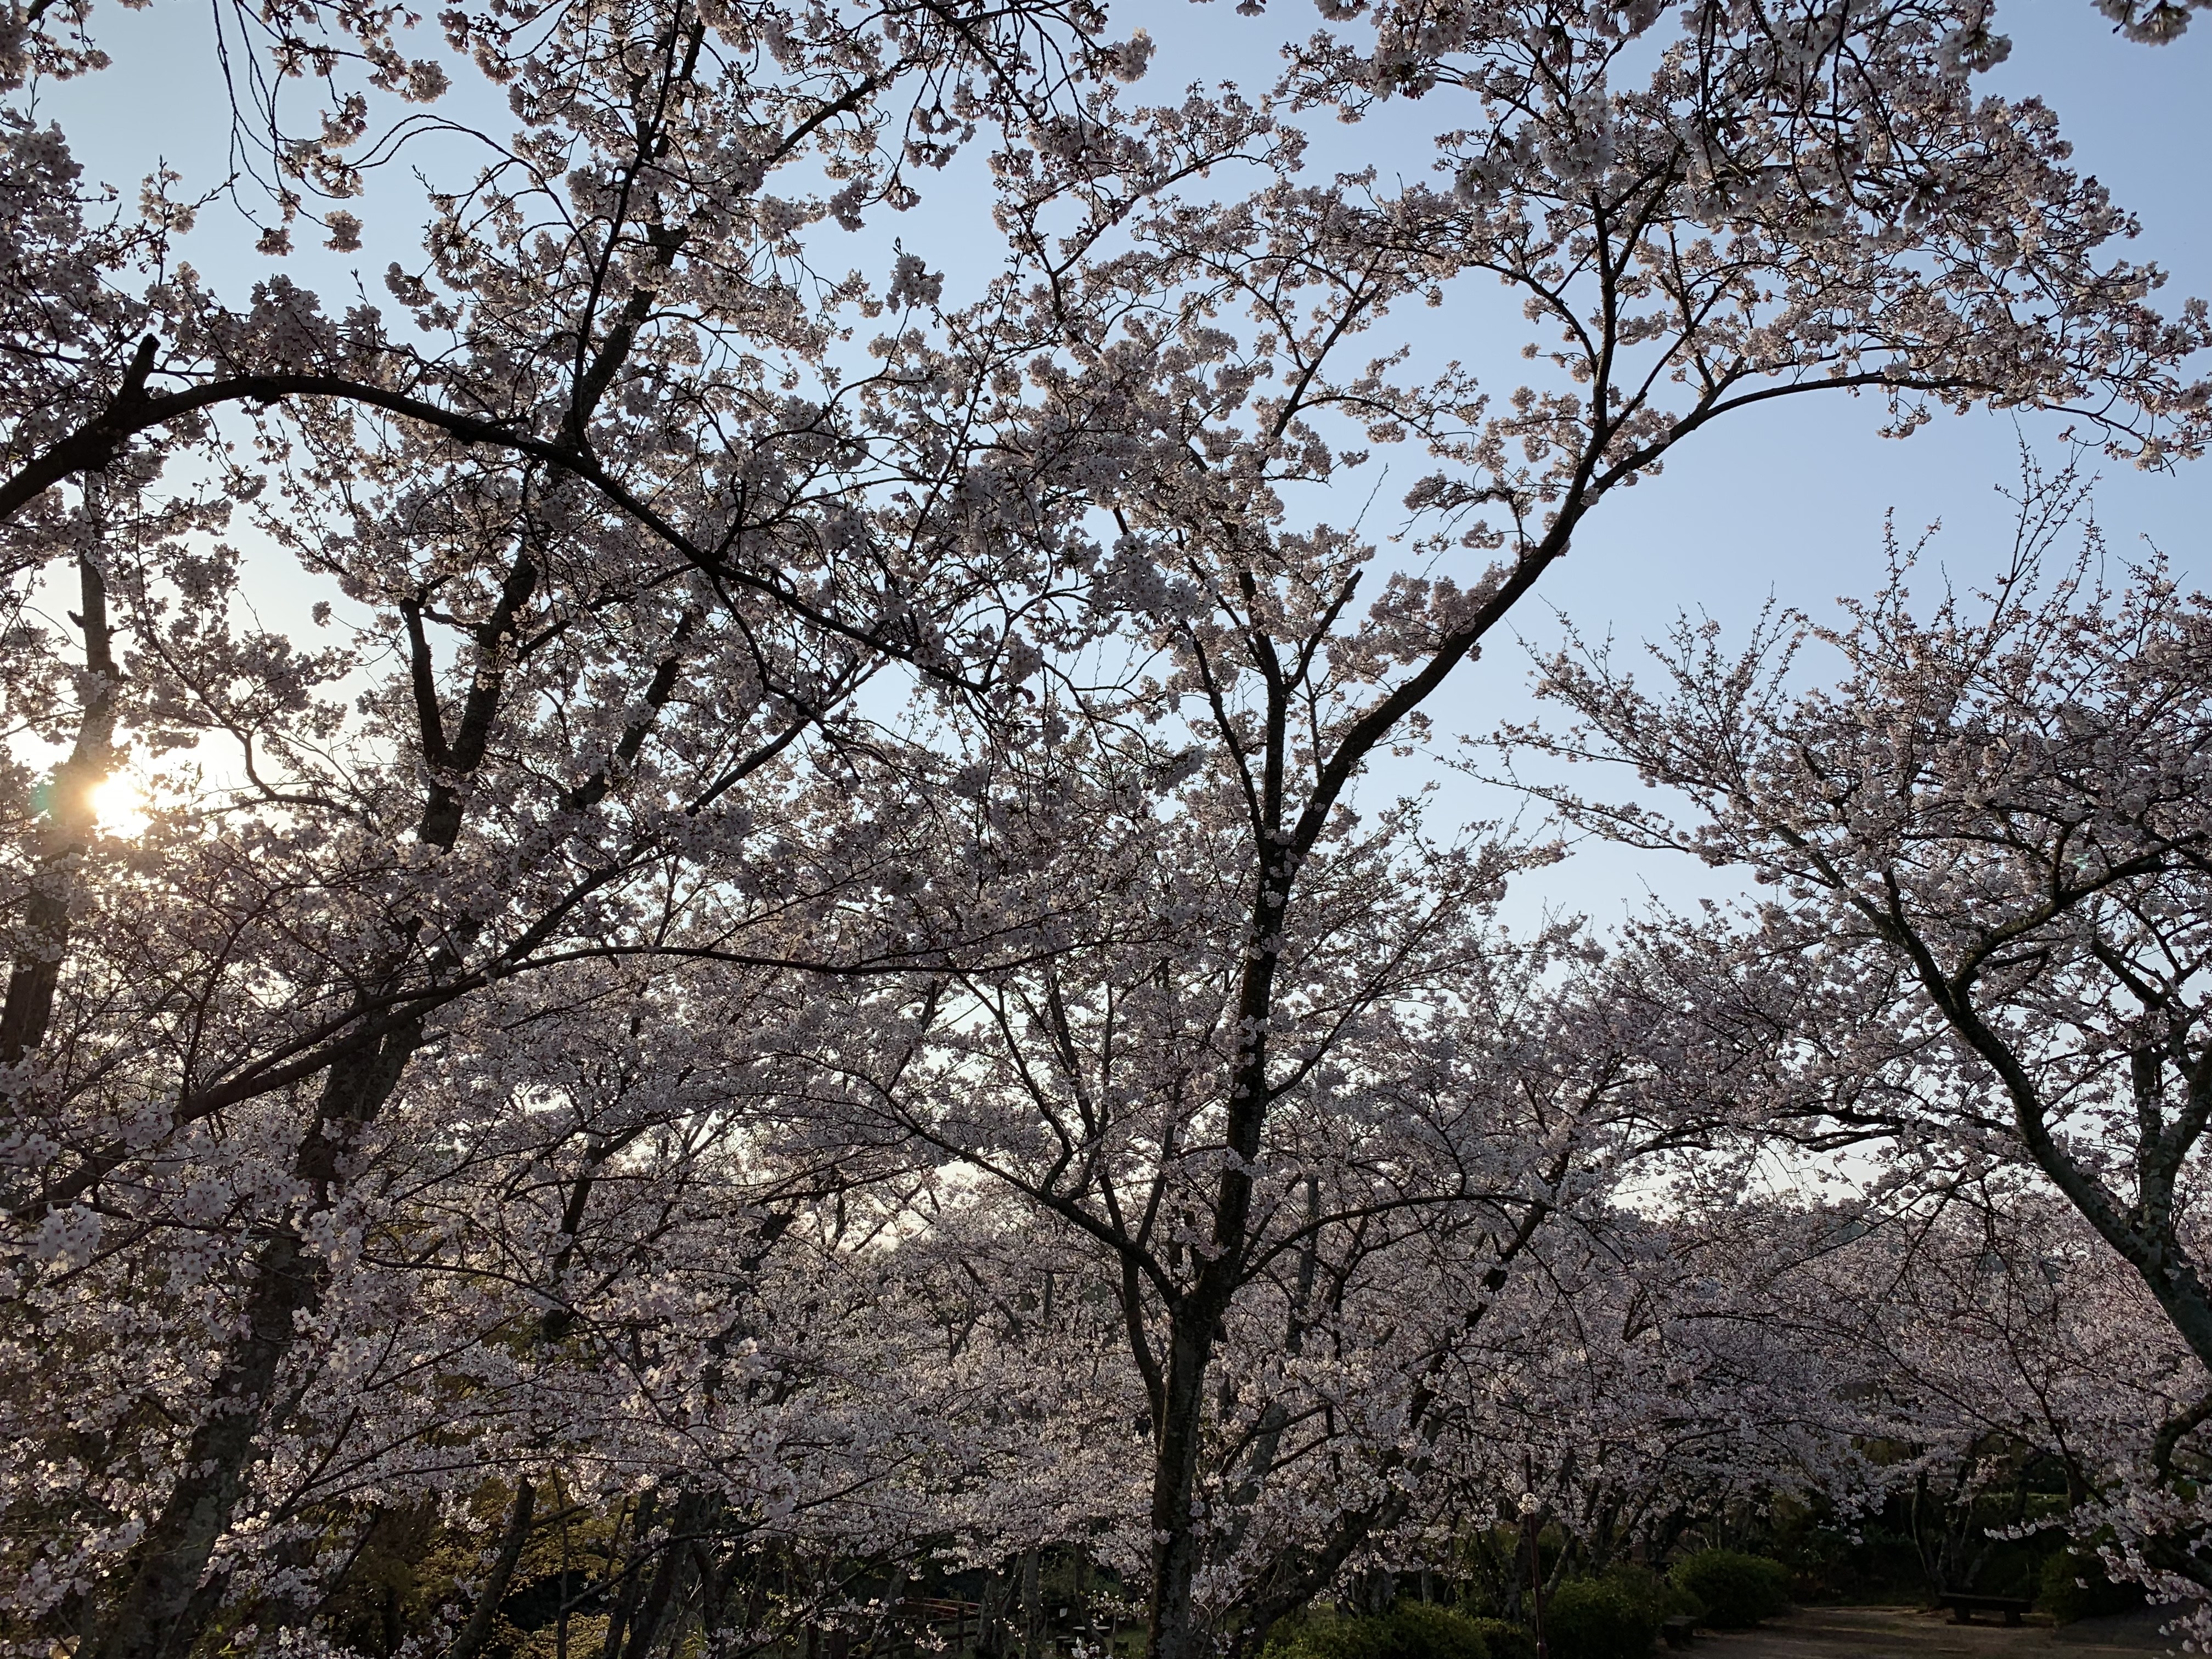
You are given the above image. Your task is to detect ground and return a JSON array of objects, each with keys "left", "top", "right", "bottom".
[{"left": 1694, "top": 1607, "right": 2181, "bottom": 1657}]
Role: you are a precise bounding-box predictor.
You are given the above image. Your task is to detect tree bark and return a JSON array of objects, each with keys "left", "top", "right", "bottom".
[
  {"left": 1142, "top": 1301, "right": 1223, "bottom": 1659},
  {"left": 87, "top": 1023, "right": 425, "bottom": 1659},
  {"left": 617, "top": 1487, "right": 722, "bottom": 1659},
  {"left": 2, "top": 550, "right": 118, "bottom": 1067},
  {"left": 83, "top": 530, "right": 555, "bottom": 1655},
  {"left": 447, "top": 1480, "right": 540, "bottom": 1659}
]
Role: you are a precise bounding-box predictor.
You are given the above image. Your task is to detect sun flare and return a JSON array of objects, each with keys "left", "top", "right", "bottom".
[{"left": 88, "top": 773, "right": 150, "bottom": 836}]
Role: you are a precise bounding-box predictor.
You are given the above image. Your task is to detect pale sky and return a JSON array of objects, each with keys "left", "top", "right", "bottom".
[{"left": 33, "top": 0, "right": 2212, "bottom": 927}]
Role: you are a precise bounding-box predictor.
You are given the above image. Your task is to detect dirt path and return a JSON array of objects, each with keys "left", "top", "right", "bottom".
[{"left": 1685, "top": 1607, "right": 2178, "bottom": 1658}]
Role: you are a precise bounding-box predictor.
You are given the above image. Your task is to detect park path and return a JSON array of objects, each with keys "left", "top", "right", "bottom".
[{"left": 1685, "top": 1607, "right": 2179, "bottom": 1658}]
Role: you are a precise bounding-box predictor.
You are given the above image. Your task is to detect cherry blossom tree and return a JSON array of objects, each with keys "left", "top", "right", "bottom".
[
  {"left": 1520, "top": 464, "right": 2212, "bottom": 1626},
  {"left": 0, "top": 0, "right": 1137, "bottom": 1646},
  {"left": 2094, "top": 0, "right": 2211, "bottom": 44},
  {"left": 2, "top": 0, "right": 2210, "bottom": 1650},
  {"left": 872, "top": 0, "right": 2212, "bottom": 1650},
  {"left": 1825, "top": 1192, "right": 2192, "bottom": 1593}
]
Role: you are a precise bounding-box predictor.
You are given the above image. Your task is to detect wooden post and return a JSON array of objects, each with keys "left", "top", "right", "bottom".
[{"left": 1522, "top": 1511, "right": 1549, "bottom": 1659}]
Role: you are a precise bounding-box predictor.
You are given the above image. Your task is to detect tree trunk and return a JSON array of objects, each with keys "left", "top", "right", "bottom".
[
  {"left": 447, "top": 1480, "right": 540, "bottom": 1659},
  {"left": 87, "top": 1025, "right": 424, "bottom": 1659},
  {"left": 2, "top": 551, "right": 117, "bottom": 1068},
  {"left": 618, "top": 1488, "right": 721, "bottom": 1659},
  {"left": 83, "top": 539, "right": 551, "bottom": 1655},
  {"left": 977, "top": 1566, "right": 1011, "bottom": 1659},
  {"left": 1142, "top": 1302, "right": 1223, "bottom": 1659},
  {"left": 596, "top": 1492, "right": 656, "bottom": 1659}
]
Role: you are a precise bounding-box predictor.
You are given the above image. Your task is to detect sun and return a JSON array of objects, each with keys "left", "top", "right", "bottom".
[{"left": 88, "top": 773, "right": 151, "bottom": 836}]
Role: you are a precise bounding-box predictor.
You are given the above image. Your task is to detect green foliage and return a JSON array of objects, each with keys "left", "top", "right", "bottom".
[
  {"left": 285, "top": 1501, "right": 445, "bottom": 1659},
  {"left": 1384, "top": 1601, "right": 1498, "bottom": 1659},
  {"left": 2037, "top": 1548, "right": 2145, "bottom": 1625},
  {"left": 1669, "top": 1550, "right": 1792, "bottom": 1629},
  {"left": 1276, "top": 1601, "right": 1527, "bottom": 1659},
  {"left": 1541, "top": 1571, "right": 1665, "bottom": 1659},
  {"left": 1273, "top": 1609, "right": 1390, "bottom": 1659},
  {"left": 1459, "top": 1618, "right": 1537, "bottom": 1659}
]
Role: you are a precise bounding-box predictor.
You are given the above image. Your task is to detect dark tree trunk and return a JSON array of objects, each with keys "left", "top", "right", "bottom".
[
  {"left": 88, "top": 1025, "right": 426, "bottom": 1659},
  {"left": 447, "top": 1481, "right": 541, "bottom": 1659},
  {"left": 2, "top": 552, "right": 117, "bottom": 1067}
]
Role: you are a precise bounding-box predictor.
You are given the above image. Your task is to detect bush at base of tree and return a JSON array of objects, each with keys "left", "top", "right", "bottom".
[
  {"left": 1542, "top": 1572, "right": 1667, "bottom": 1659},
  {"left": 1669, "top": 1551, "right": 1792, "bottom": 1629},
  {"left": 1275, "top": 1601, "right": 1534, "bottom": 1659},
  {"left": 1459, "top": 1619, "right": 1537, "bottom": 1659},
  {"left": 2038, "top": 1549, "right": 2147, "bottom": 1626}
]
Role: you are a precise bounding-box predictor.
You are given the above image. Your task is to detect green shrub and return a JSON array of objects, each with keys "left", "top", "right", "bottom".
[
  {"left": 1541, "top": 1574, "right": 1663, "bottom": 1659},
  {"left": 1397, "top": 1602, "right": 1500, "bottom": 1659},
  {"left": 1277, "top": 1601, "right": 1506, "bottom": 1659},
  {"left": 2037, "top": 1548, "right": 2145, "bottom": 1625},
  {"left": 1278, "top": 1614, "right": 1388, "bottom": 1659},
  {"left": 1668, "top": 1550, "right": 1791, "bottom": 1628},
  {"left": 1599, "top": 1564, "right": 1702, "bottom": 1626},
  {"left": 1459, "top": 1619, "right": 1535, "bottom": 1659},
  {"left": 1657, "top": 1578, "right": 1705, "bottom": 1626}
]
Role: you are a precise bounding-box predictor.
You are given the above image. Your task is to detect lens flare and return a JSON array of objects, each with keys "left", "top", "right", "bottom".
[{"left": 88, "top": 773, "right": 150, "bottom": 836}]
